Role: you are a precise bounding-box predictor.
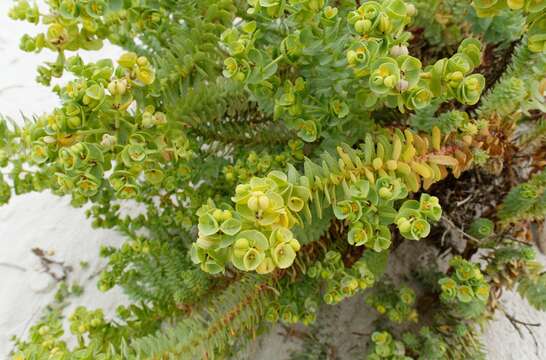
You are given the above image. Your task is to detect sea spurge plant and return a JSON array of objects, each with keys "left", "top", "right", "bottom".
[
  {"left": 468, "top": 217, "right": 495, "bottom": 239},
  {"left": 4, "top": 48, "right": 199, "bottom": 205},
  {"left": 192, "top": 171, "right": 308, "bottom": 273},
  {"left": 307, "top": 251, "right": 377, "bottom": 304},
  {"left": 222, "top": 143, "right": 304, "bottom": 184},
  {"left": 3, "top": 0, "right": 546, "bottom": 358},
  {"left": 367, "top": 331, "right": 412, "bottom": 360},
  {"left": 473, "top": 0, "right": 546, "bottom": 17},
  {"left": 439, "top": 257, "right": 490, "bottom": 318},
  {"left": 366, "top": 284, "right": 418, "bottom": 323},
  {"left": 219, "top": 0, "right": 486, "bottom": 144},
  {"left": 395, "top": 194, "right": 441, "bottom": 240},
  {"left": 193, "top": 123, "right": 488, "bottom": 273},
  {"left": 266, "top": 294, "right": 320, "bottom": 326},
  {"left": 472, "top": 0, "right": 546, "bottom": 52},
  {"left": 497, "top": 168, "right": 546, "bottom": 224},
  {"left": 264, "top": 249, "right": 384, "bottom": 327}
]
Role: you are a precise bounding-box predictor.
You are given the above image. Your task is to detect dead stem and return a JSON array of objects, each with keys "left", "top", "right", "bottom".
[
  {"left": 441, "top": 216, "right": 482, "bottom": 244},
  {"left": 0, "top": 262, "right": 26, "bottom": 272},
  {"left": 501, "top": 306, "right": 541, "bottom": 357}
]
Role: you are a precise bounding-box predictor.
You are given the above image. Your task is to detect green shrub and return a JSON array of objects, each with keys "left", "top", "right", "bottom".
[{"left": 2, "top": 0, "right": 545, "bottom": 359}]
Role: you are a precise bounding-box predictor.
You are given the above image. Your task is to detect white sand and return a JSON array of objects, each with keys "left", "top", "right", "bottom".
[
  {"left": 0, "top": 2, "right": 127, "bottom": 356},
  {"left": 0, "top": 2, "right": 544, "bottom": 358}
]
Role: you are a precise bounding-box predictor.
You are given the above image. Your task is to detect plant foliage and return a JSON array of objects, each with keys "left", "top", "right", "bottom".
[{"left": 1, "top": 0, "right": 545, "bottom": 359}]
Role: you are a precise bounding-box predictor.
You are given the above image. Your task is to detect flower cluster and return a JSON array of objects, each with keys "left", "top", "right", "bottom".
[
  {"left": 191, "top": 171, "right": 310, "bottom": 274},
  {"left": 68, "top": 307, "right": 105, "bottom": 336},
  {"left": 192, "top": 124, "right": 486, "bottom": 273},
  {"left": 220, "top": 0, "right": 485, "bottom": 144},
  {"left": 338, "top": 178, "right": 405, "bottom": 252},
  {"left": 366, "top": 284, "right": 418, "bottom": 324},
  {"left": 307, "top": 251, "right": 376, "bottom": 304},
  {"left": 97, "top": 237, "right": 152, "bottom": 292},
  {"left": 22, "top": 53, "right": 175, "bottom": 203},
  {"left": 439, "top": 257, "right": 490, "bottom": 310},
  {"left": 367, "top": 331, "right": 412, "bottom": 360},
  {"left": 9, "top": 0, "right": 169, "bottom": 85},
  {"left": 222, "top": 142, "right": 304, "bottom": 184},
  {"left": 347, "top": 1, "right": 415, "bottom": 37},
  {"left": 265, "top": 296, "right": 319, "bottom": 326},
  {"left": 366, "top": 322, "right": 486, "bottom": 360},
  {"left": 395, "top": 193, "right": 442, "bottom": 241},
  {"left": 15, "top": 316, "right": 66, "bottom": 357},
  {"left": 350, "top": 37, "right": 485, "bottom": 110},
  {"left": 12, "top": 298, "right": 160, "bottom": 360},
  {"left": 16, "top": 49, "right": 203, "bottom": 208},
  {"left": 14, "top": 307, "right": 105, "bottom": 358}
]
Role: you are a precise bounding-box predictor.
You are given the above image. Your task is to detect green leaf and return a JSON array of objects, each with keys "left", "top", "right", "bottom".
[
  {"left": 237, "top": 230, "right": 269, "bottom": 251},
  {"left": 518, "top": 274, "right": 546, "bottom": 311},
  {"left": 362, "top": 249, "right": 389, "bottom": 278},
  {"left": 198, "top": 213, "right": 220, "bottom": 236},
  {"left": 272, "top": 243, "right": 296, "bottom": 269},
  {"left": 468, "top": 218, "right": 494, "bottom": 239},
  {"left": 456, "top": 285, "right": 474, "bottom": 303},
  {"left": 220, "top": 218, "right": 241, "bottom": 236},
  {"left": 243, "top": 248, "right": 265, "bottom": 271},
  {"left": 296, "top": 119, "right": 317, "bottom": 142}
]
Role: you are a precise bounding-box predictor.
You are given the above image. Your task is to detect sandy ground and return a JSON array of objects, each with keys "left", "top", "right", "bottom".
[
  {"left": 250, "top": 243, "right": 546, "bottom": 359},
  {"left": 0, "top": 2, "right": 127, "bottom": 357},
  {"left": 0, "top": 1, "right": 545, "bottom": 359}
]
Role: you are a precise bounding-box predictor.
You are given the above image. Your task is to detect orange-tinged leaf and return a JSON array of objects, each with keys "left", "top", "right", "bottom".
[
  {"left": 392, "top": 134, "right": 402, "bottom": 160},
  {"left": 413, "top": 133, "right": 427, "bottom": 155},
  {"left": 404, "top": 172, "right": 420, "bottom": 192},
  {"left": 432, "top": 126, "right": 441, "bottom": 151},
  {"left": 404, "top": 129, "right": 414, "bottom": 143},
  {"left": 401, "top": 144, "right": 416, "bottom": 162},
  {"left": 411, "top": 161, "right": 433, "bottom": 179},
  {"left": 396, "top": 161, "right": 412, "bottom": 175},
  {"left": 364, "top": 167, "right": 375, "bottom": 183},
  {"left": 428, "top": 154, "right": 459, "bottom": 167}
]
